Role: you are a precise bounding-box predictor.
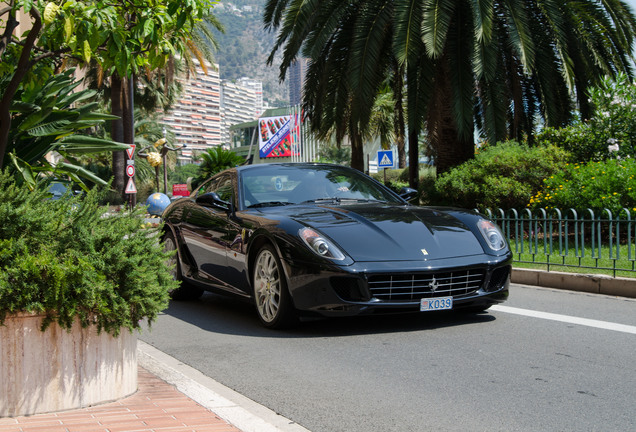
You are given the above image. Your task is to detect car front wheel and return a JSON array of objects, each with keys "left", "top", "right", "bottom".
[{"left": 253, "top": 245, "right": 297, "bottom": 328}]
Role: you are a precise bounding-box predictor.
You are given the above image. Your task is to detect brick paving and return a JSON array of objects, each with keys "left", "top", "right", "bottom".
[{"left": 0, "top": 367, "right": 242, "bottom": 432}]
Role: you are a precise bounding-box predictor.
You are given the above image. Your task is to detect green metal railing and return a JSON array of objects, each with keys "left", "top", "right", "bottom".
[{"left": 481, "top": 208, "right": 635, "bottom": 277}]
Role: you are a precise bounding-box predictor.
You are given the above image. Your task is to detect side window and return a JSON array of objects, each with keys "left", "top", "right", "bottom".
[
  {"left": 197, "top": 177, "right": 219, "bottom": 197},
  {"left": 216, "top": 176, "right": 233, "bottom": 203},
  {"left": 196, "top": 174, "right": 234, "bottom": 205}
]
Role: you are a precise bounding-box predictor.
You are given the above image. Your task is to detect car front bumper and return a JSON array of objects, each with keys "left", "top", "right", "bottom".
[{"left": 283, "top": 254, "right": 512, "bottom": 317}]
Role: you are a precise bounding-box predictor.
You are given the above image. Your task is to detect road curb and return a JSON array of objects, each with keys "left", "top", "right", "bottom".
[
  {"left": 511, "top": 268, "right": 636, "bottom": 298},
  {"left": 138, "top": 341, "right": 310, "bottom": 432}
]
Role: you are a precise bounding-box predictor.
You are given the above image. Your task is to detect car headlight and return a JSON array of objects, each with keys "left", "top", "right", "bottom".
[
  {"left": 478, "top": 219, "right": 506, "bottom": 251},
  {"left": 299, "top": 227, "right": 346, "bottom": 260}
]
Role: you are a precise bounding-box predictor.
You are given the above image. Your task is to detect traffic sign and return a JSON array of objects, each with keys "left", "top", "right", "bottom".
[
  {"left": 377, "top": 150, "right": 394, "bottom": 168},
  {"left": 125, "top": 177, "right": 137, "bottom": 194},
  {"left": 126, "top": 165, "right": 135, "bottom": 178},
  {"left": 126, "top": 144, "right": 136, "bottom": 160}
]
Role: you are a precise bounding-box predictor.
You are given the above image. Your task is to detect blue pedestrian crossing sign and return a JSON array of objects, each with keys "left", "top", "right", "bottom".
[{"left": 377, "top": 150, "right": 394, "bottom": 168}]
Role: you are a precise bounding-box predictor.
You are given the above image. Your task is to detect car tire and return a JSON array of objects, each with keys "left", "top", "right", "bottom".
[
  {"left": 252, "top": 244, "right": 297, "bottom": 329},
  {"left": 163, "top": 230, "right": 204, "bottom": 301}
]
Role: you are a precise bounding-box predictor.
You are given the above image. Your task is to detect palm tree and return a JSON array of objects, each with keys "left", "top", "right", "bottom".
[
  {"left": 264, "top": 0, "right": 636, "bottom": 181},
  {"left": 265, "top": 0, "right": 395, "bottom": 173},
  {"left": 195, "top": 146, "right": 245, "bottom": 184}
]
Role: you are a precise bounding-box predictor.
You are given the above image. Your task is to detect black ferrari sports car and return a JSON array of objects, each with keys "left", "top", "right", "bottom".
[{"left": 162, "top": 163, "right": 511, "bottom": 328}]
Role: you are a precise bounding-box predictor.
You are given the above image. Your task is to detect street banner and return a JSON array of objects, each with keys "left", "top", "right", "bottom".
[{"left": 259, "top": 115, "right": 296, "bottom": 158}]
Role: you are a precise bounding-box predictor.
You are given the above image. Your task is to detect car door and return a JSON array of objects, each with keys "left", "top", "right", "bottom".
[{"left": 181, "top": 174, "right": 234, "bottom": 288}]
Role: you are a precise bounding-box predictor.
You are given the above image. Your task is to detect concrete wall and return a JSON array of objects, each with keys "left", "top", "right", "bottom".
[{"left": 0, "top": 313, "right": 137, "bottom": 417}]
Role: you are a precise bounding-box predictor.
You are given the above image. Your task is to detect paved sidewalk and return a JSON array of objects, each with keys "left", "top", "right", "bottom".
[{"left": 0, "top": 367, "right": 242, "bottom": 432}]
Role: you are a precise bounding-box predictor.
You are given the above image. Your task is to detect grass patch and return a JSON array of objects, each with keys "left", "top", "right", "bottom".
[{"left": 511, "top": 244, "right": 636, "bottom": 278}]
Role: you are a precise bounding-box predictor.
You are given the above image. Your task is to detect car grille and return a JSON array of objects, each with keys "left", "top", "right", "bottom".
[{"left": 367, "top": 269, "right": 486, "bottom": 302}]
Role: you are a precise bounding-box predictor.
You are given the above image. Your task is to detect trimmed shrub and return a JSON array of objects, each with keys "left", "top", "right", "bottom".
[
  {"left": 0, "top": 171, "right": 176, "bottom": 335},
  {"left": 428, "top": 141, "right": 570, "bottom": 210}
]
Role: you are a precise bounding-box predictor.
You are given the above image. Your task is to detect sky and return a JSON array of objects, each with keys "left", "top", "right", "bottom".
[{"left": 627, "top": 0, "right": 636, "bottom": 13}]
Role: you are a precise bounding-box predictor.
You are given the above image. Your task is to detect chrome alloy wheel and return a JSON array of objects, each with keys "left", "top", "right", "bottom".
[{"left": 254, "top": 248, "right": 283, "bottom": 323}]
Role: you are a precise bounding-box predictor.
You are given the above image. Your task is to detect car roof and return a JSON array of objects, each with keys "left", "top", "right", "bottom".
[{"left": 235, "top": 162, "right": 348, "bottom": 173}]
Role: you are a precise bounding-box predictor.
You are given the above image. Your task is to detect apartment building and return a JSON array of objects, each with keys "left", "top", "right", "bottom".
[
  {"left": 288, "top": 58, "right": 308, "bottom": 106},
  {"left": 220, "top": 80, "right": 258, "bottom": 146},
  {"left": 162, "top": 59, "right": 222, "bottom": 162},
  {"left": 236, "top": 77, "right": 264, "bottom": 117}
]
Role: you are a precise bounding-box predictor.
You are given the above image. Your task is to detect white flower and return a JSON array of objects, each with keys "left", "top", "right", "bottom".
[{"left": 607, "top": 142, "right": 619, "bottom": 153}]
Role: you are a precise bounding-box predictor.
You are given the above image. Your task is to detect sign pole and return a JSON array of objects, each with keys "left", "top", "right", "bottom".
[
  {"left": 377, "top": 150, "right": 394, "bottom": 184},
  {"left": 125, "top": 144, "right": 137, "bottom": 208}
]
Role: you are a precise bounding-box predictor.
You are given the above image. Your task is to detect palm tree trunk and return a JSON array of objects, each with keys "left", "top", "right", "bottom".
[
  {"left": 427, "top": 57, "right": 474, "bottom": 176},
  {"left": 392, "top": 60, "right": 406, "bottom": 169},
  {"left": 406, "top": 63, "right": 422, "bottom": 189},
  {"left": 111, "top": 75, "right": 125, "bottom": 200},
  {"left": 122, "top": 75, "right": 136, "bottom": 205},
  {"left": 349, "top": 128, "right": 365, "bottom": 172},
  {"left": 407, "top": 127, "right": 419, "bottom": 188}
]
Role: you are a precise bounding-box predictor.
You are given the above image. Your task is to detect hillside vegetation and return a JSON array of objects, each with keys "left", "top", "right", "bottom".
[{"left": 212, "top": 1, "right": 288, "bottom": 106}]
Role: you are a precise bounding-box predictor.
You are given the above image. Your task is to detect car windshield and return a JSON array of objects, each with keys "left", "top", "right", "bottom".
[{"left": 240, "top": 165, "right": 403, "bottom": 209}]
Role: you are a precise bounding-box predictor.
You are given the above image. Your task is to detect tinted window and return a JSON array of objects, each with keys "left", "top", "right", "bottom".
[
  {"left": 198, "top": 174, "right": 234, "bottom": 204},
  {"left": 240, "top": 165, "right": 402, "bottom": 207}
]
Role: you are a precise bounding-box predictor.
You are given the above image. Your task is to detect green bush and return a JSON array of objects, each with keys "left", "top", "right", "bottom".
[
  {"left": 429, "top": 141, "right": 570, "bottom": 210},
  {"left": 535, "top": 124, "right": 599, "bottom": 162},
  {"left": 529, "top": 158, "right": 636, "bottom": 216},
  {"left": 0, "top": 171, "right": 176, "bottom": 335}
]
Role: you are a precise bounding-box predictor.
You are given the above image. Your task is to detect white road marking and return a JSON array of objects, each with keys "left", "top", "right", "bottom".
[{"left": 490, "top": 305, "right": 636, "bottom": 335}]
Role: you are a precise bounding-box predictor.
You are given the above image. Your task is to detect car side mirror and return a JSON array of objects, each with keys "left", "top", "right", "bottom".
[
  {"left": 196, "top": 192, "right": 232, "bottom": 211},
  {"left": 399, "top": 187, "right": 418, "bottom": 202}
]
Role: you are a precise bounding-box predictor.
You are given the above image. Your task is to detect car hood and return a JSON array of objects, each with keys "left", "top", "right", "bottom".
[{"left": 289, "top": 203, "right": 485, "bottom": 262}]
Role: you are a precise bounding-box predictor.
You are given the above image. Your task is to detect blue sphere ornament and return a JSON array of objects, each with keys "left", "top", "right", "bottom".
[{"left": 146, "top": 193, "right": 171, "bottom": 216}]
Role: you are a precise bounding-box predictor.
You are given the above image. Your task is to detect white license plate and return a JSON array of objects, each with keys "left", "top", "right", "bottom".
[{"left": 420, "top": 296, "right": 453, "bottom": 312}]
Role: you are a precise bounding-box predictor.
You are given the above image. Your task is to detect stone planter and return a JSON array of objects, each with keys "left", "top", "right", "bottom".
[{"left": 0, "top": 312, "right": 137, "bottom": 417}]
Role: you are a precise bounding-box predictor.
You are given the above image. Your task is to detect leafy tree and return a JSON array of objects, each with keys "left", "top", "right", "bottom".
[{"left": 1, "top": 0, "right": 218, "bottom": 197}]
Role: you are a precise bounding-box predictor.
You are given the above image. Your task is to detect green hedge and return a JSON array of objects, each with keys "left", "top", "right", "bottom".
[
  {"left": 426, "top": 141, "right": 569, "bottom": 210},
  {"left": 0, "top": 172, "right": 176, "bottom": 335}
]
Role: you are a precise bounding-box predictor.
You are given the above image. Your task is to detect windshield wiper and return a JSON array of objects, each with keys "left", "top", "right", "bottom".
[
  {"left": 247, "top": 201, "right": 293, "bottom": 208},
  {"left": 341, "top": 198, "right": 388, "bottom": 203},
  {"left": 299, "top": 198, "right": 339, "bottom": 204},
  {"left": 300, "top": 197, "right": 388, "bottom": 205}
]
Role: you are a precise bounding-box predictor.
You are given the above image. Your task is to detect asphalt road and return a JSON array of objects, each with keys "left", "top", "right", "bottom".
[{"left": 140, "top": 284, "right": 636, "bottom": 432}]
